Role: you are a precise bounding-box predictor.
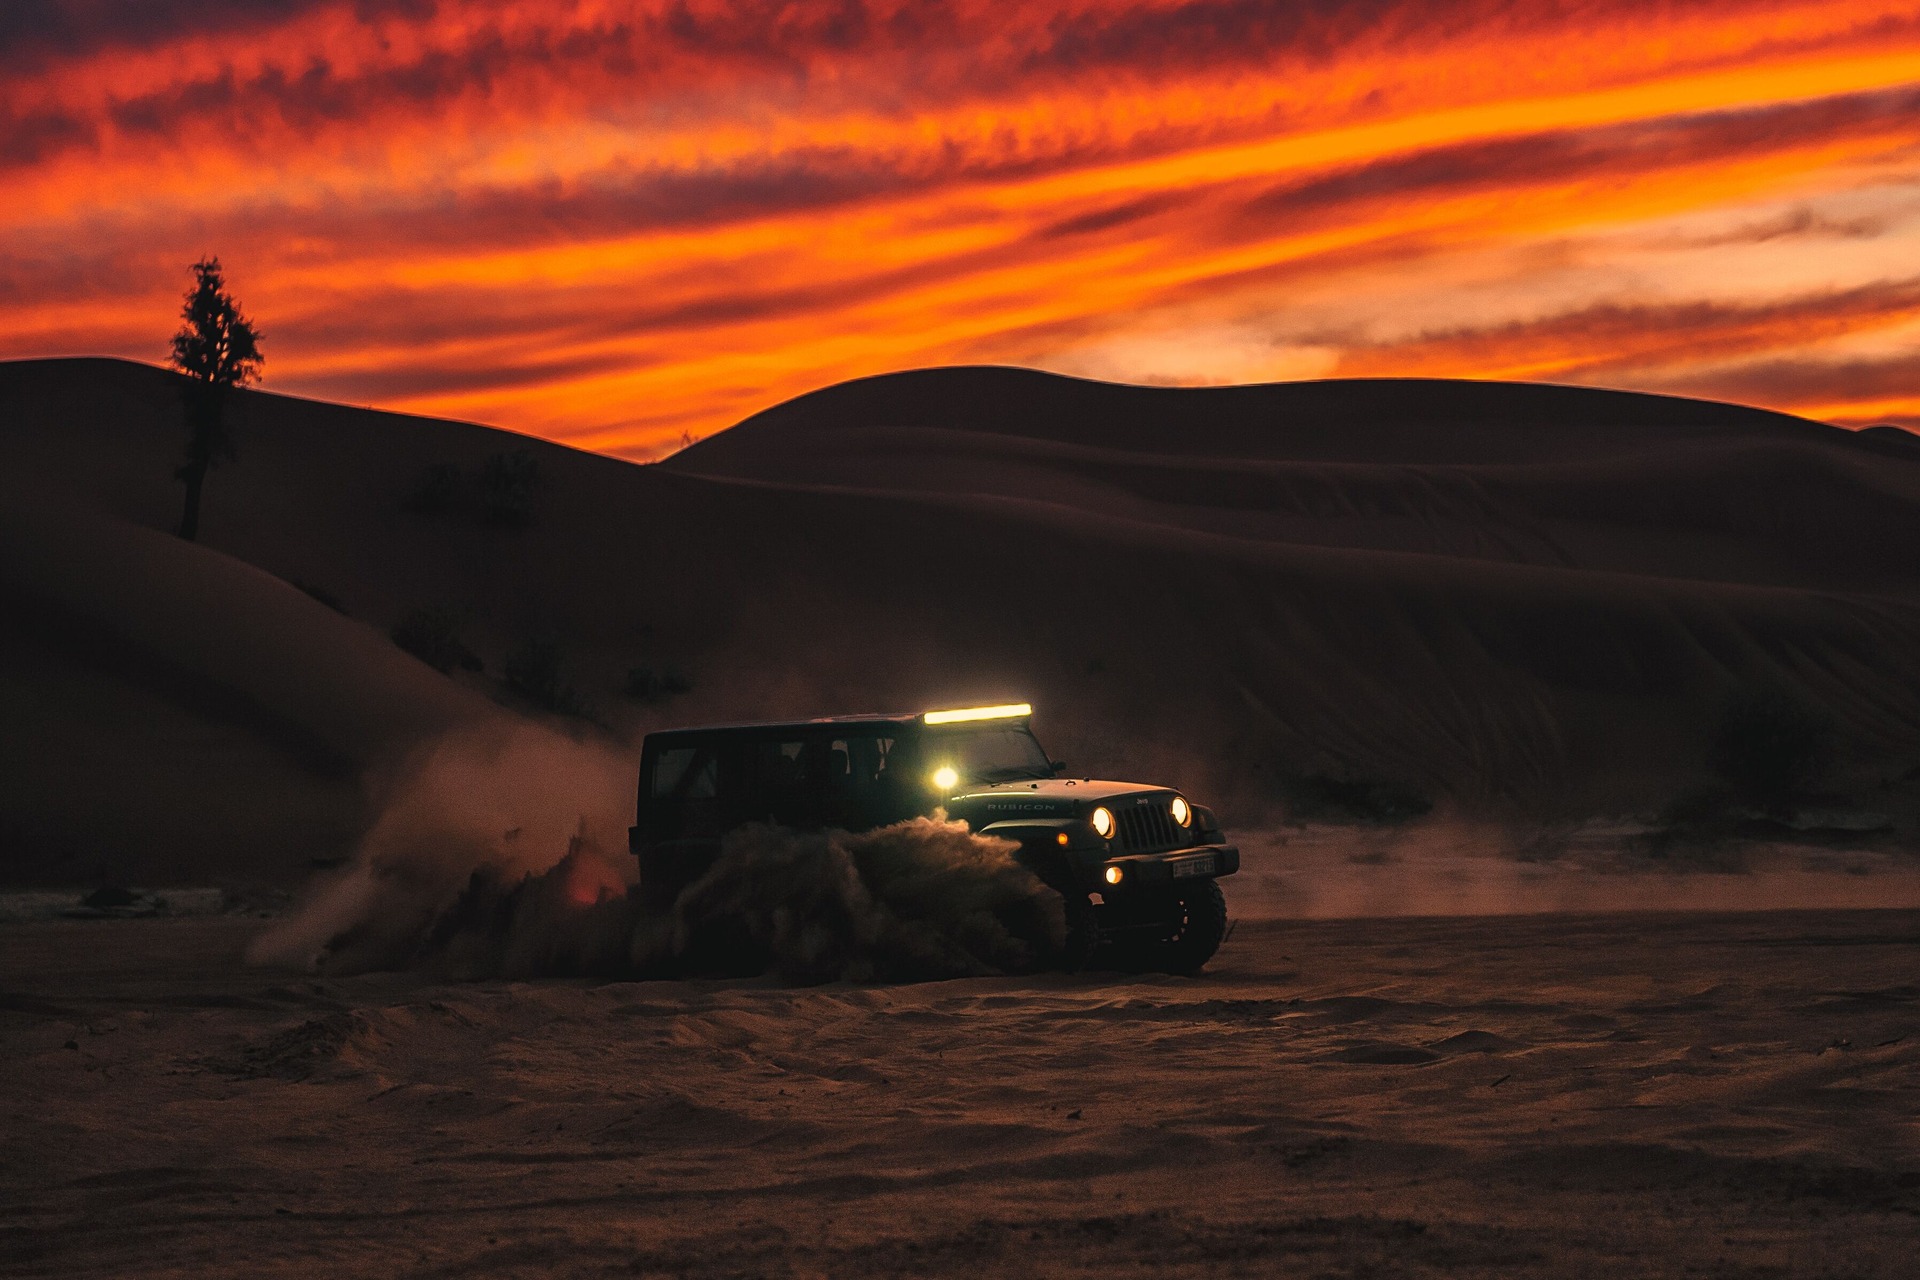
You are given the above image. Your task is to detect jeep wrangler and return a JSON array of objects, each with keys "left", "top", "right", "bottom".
[{"left": 629, "top": 703, "right": 1239, "bottom": 973}]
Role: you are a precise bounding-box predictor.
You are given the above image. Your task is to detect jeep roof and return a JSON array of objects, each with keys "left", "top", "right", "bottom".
[{"left": 641, "top": 703, "right": 1034, "bottom": 741}]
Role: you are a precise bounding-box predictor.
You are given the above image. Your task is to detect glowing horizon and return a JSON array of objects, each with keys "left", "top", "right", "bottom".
[{"left": 3, "top": 0, "right": 1918, "bottom": 458}]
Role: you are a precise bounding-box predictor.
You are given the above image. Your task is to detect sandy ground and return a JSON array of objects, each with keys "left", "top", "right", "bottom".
[{"left": 5, "top": 908, "right": 1920, "bottom": 1277}]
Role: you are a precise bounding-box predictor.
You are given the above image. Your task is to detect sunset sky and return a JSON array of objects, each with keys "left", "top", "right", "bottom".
[{"left": 3, "top": 0, "right": 1918, "bottom": 458}]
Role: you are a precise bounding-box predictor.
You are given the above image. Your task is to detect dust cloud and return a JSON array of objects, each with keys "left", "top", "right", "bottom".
[
  {"left": 1228, "top": 821, "right": 1920, "bottom": 920},
  {"left": 250, "top": 728, "right": 1920, "bottom": 984},
  {"left": 247, "top": 726, "right": 1065, "bottom": 983},
  {"left": 247, "top": 725, "right": 634, "bottom": 974}
]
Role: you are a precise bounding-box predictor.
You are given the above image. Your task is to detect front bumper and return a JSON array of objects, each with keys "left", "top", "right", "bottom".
[{"left": 1098, "top": 842, "right": 1239, "bottom": 890}]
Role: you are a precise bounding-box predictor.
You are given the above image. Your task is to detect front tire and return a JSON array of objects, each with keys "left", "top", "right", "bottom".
[{"left": 1110, "top": 880, "right": 1228, "bottom": 975}]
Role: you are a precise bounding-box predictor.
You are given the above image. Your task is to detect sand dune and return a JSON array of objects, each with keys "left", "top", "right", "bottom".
[
  {"left": 5, "top": 357, "right": 1920, "bottom": 893},
  {"left": 671, "top": 367, "right": 1920, "bottom": 592},
  {"left": 0, "top": 494, "right": 501, "bottom": 887},
  {"left": 7, "top": 360, "right": 1920, "bottom": 1274},
  {"left": 663, "top": 370, "right": 1920, "bottom": 813}
]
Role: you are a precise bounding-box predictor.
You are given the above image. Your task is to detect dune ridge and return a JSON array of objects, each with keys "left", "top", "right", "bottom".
[{"left": 4, "top": 357, "right": 1920, "bottom": 889}]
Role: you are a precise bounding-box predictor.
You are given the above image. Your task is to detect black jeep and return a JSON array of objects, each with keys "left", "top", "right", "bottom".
[{"left": 628, "top": 704, "right": 1239, "bottom": 972}]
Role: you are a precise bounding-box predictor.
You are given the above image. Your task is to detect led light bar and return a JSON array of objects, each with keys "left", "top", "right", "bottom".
[{"left": 922, "top": 702, "right": 1032, "bottom": 725}]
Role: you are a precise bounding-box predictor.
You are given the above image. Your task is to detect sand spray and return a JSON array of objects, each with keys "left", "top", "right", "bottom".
[
  {"left": 250, "top": 724, "right": 1920, "bottom": 980},
  {"left": 247, "top": 724, "right": 1064, "bottom": 980}
]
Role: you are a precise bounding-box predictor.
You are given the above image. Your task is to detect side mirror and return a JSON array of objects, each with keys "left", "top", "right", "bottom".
[{"left": 1050, "top": 760, "right": 1068, "bottom": 776}]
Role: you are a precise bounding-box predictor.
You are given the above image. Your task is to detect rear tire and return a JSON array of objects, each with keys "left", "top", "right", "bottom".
[{"left": 1110, "top": 880, "right": 1228, "bottom": 975}]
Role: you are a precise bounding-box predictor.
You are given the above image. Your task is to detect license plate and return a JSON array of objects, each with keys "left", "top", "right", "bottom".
[{"left": 1171, "top": 854, "right": 1214, "bottom": 878}]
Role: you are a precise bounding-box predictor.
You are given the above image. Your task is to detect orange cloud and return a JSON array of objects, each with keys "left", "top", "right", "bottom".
[{"left": 1, "top": 0, "right": 1917, "bottom": 454}]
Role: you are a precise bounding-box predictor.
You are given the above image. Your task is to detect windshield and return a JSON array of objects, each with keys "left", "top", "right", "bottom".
[{"left": 920, "top": 725, "right": 1054, "bottom": 783}]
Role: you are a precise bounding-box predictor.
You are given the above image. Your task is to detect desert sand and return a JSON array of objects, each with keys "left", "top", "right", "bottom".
[
  {"left": 6, "top": 358, "right": 1920, "bottom": 1274},
  {"left": 7, "top": 358, "right": 1920, "bottom": 893},
  {"left": 6, "top": 908, "right": 1920, "bottom": 1277}
]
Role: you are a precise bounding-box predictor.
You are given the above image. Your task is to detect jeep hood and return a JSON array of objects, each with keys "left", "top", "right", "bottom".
[{"left": 949, "top": 778, "right": 1173, "bottom": 806}]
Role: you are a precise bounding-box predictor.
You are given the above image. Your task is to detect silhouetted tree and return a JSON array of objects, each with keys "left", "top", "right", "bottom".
[{"left": 168, "top": 257, "right": 263, "bottom": 541}]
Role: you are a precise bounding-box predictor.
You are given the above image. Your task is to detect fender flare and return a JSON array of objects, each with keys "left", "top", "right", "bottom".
[{"left": 976, "top": 818, "right": 1092, "bottom": 889}]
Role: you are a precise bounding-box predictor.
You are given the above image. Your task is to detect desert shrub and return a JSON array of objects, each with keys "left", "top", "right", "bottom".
[
  {"left": 403, "top": 453, "right": 539, "bottom": 527},
  {"left": 390, "top": 608, "right": 482, "bottom": 675},
  {"left": 504, "top": 636, "right": 586, "bottom": 716},
  {"left": 481, "top": 450, "right": 539, "bottom": 527},
  {"left": 623, "top": 666, "right": 693, "bottom": 701},
  {"left": 1710, "top": 688, "right": 1830, "bottom": 807},
  {"left": 404, "top": 462, "right": 461, "bottom": 515},
  {"left": 1643, "top": 785, "right": 1737, "bottom": 855},
  {"left": 1277, "top": 771, "right": 1432, "bottom": 824}
]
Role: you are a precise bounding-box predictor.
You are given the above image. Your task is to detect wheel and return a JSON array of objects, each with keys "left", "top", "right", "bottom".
[{"left": 1108, "top": 880, "right": 1228, "bottom": 975}]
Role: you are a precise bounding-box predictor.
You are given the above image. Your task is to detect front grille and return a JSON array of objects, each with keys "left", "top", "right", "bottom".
[{"left": 1116, "top": 799, "right": 1177, "bottom": 852}]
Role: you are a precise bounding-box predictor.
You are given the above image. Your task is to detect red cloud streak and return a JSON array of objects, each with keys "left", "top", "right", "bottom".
[{"left": 3, "top": 0, "right": 1918, "bottom": 453}]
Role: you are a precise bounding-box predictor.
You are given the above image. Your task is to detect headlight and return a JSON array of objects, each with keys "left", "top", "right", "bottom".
[
  {"left": 1091, "top": 806, "right": 1114, "bottom": 839},
  {"left": 1170, "top": 795, "right": 1191, "bottom": 827},
  {"left": 931, "top": 766, "right": 959, "bottom": 791}
]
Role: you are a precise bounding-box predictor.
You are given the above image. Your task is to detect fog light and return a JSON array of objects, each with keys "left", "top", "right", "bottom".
[
  {"left": 1104, "top": 865, "right": 1124, "bottom": 885},
  {"left": 1056, "top": 832, "right": 1070, "bottom": 846},
  {"left": 1091, "top": 806, "right": 1114, "bottom": 839},
  {"left": 932, "top": 766, "right": 959, "bottom": 791},
  {"left": 1171, "top": 795, "right": 1191, "bottom": 827}
]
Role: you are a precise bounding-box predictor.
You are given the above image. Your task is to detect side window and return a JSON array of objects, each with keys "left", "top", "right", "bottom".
[
  {"left": 837, "top": 736, "right": 894, "bottom": 789},
  {"left": 825, "top": 739, "right": 854, "bottom": 790},
  {"left": 652, "top": 746, "right": 717, "bottom": 799},
  {"left": 871, "top": 735, "right": 907, "bottom": 784},
  {"left": 759, "top": 740, "right": 806, "bottom": 787},
  {"left": 745, "top": 738, "right": 810, "bottom": 824},
  {"left": 746, "top": 739, "right": 807, "bottom": 794}
]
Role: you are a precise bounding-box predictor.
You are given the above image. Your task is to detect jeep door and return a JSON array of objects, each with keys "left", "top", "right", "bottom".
[{"left": 641, "top": 741, "right": 727, "bottom": 838}]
